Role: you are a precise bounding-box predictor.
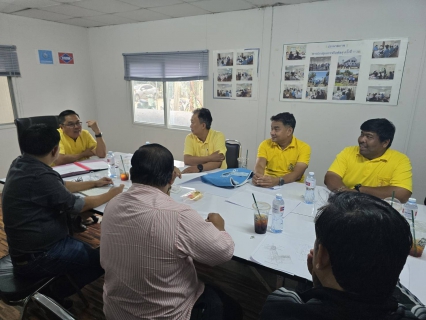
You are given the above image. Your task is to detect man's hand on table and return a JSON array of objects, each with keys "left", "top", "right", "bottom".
[
  {"left": 94, "top": 177, "right": 113, "bottom": 187},
  {"left": 206, "top": 213, "right": 225, "bottom": 231},
  {"left": 182, "top": 166, "right": 199, "bottom": 174},
  {"left": 253, "top": 173, "right": 279, "bottom": 188},
  {"left": 107, "top": 184, "right": 125, "bottom": 197}
]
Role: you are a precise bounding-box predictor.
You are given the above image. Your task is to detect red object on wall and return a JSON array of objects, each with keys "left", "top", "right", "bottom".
[{"left": 58, "top": 52, "right": 74, "bottom": 64}]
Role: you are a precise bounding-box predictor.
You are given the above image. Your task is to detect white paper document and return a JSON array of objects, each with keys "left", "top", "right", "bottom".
[
  {"left": 78, "top": 159, "right": 108, "bottom": 171},
  {"left": 53, "top": 163, "right": 88, "bottom": 176},
  {"left": 179, "top": 177, "right": 243, "bottom": 198},
  {"left": 251, "top": 233, "right": 312, "bottom": 280}
]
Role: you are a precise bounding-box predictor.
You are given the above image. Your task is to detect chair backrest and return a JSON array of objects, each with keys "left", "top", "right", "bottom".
[
  {"left": 14, "top": 116, "right": 60, "bottom": 154},
  {"left": 225, "top": 139, "right": 241, "bottom": 169}
]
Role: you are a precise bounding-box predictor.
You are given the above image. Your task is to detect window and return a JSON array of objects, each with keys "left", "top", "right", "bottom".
[
  {"left": 124, "top": 50, "right": 208, "bottom": 129},
  {"left": 0, "top": 45, "right": 20, "bottom": 125}
]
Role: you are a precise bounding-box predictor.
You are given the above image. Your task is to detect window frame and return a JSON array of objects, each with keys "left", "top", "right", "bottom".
[
  {"left": 0, "top": 76, "right": 18, "bottom": 127},
  {"left": 130, "top": 79, "right": 203, "bottom": 131}
]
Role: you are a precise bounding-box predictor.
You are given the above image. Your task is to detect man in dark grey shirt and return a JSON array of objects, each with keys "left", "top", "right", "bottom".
[{"left": 2, "top": 124, "right": 123, "bottom": 304}]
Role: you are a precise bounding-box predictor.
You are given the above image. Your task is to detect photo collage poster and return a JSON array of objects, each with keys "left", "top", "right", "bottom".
[
  {"left": 280, "top": 39, "right": 408, "bottom": 105},
  {"left": 213, "top": 49, "right": 259, "bottom": 100}
]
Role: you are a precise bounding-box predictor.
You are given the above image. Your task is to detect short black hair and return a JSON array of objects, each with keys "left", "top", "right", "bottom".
[
  {"left": 315, "top": 192, "right": 412, "bottom": 299},
  {"left": 193, "top": 108, "right": 212, "bottom": 130},
  {"left": 360, "top": 118, "right": 395, "bottom": 149},
  {"left": 270, "top": 112, "right": 296, "bottom": 130},
  {"left": 130, "top": 143, "right": 174, "bottom": 188},
  {"left": 20, "top": 124, "right": 60, "bottom": 156},
  {"left": 58, "top": 110, "right": 79, "bottom": 125}
]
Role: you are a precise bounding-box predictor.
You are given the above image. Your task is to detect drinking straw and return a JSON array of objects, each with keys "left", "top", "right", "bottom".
[
  {"left": 252, "top": 193, "right": 262, "bottom": 218},
  {"left": 390, "top": 191, "right": 395, "bottom": 207},
  {"left": 120, "top": 155, "right": 127, "bottom": 175},
  {"left": 411, "top": 210, "right": 417, "bottom": 256}
]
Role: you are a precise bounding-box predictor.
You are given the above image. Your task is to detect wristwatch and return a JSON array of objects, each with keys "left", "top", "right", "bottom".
[
  {"left": 95, "top": 132, "right": 102, "bottom": 138},
  {"left": 279, "top": 177, "right": 285, "bottom": 186},
  {"left": 197, "top": 164, "right": 203, "bottom": 172},
  {"left": 354, "top": 184, "right": 362, "bottom": 192}
]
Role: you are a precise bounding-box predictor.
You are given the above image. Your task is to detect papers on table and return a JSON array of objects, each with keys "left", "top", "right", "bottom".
[
  {"left": 179, "top": 176, "right": 243, "bottom": 198},
  {"left": 53, "top": 159, "right": 108, "bottom": 177},
  {"left": 79, "top": 187, "right": 111, "bottom": 196},
  {"left": 250, "top": 233, "right": 313, "bottom": 280},
  {"left": 53, "top": 163, "right": 89, "bottom": 177},
  {"left": 78, "top": 159, "right": 108, "bottom": 171}
]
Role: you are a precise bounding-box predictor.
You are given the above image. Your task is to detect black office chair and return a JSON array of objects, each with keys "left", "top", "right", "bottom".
[
  {"left": 0, "top": 254, "right": 87, "bottom": 319},
  {"left": 15, "top": 116, "right": 60, "bottom": 154},
  {"left": 225, "top": 139, "right": 242, "bottom": 169}
]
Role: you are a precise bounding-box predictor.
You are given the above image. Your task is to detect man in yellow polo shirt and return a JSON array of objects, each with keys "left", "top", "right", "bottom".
[
  {"left": 55, "top": 110, "right": 107, "bottom": 166},
  {"left": 253, "top": 112, "right": 311, "bottom": 188},
  {"left": 324, "top": 118, "right": 412, "bottom": 202},
  {"left": 182, "top": 108, "right": 227, "bottom": 174}
]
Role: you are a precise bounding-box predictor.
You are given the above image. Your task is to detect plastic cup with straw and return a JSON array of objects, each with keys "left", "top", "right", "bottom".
[
  {"left": 252, "top": 193, "right": 268, "bottom": 234},
  {"left": 119, "top": 155, "right": 129, "bottom": 181}
]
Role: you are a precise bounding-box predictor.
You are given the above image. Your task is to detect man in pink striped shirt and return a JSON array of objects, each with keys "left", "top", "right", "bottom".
[{"left": 100, "top": 143, "right": 242, "bottom": 319}]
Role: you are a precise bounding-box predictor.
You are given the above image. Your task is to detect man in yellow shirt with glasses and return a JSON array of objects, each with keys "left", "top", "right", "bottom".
[
  {"left": 324, "top": 118, "right": 412, "bottom": 202},
  {"left": 253, "top": 112, "right": 311, "bottom": 188},
  {"left": 55, "top": 110, "right": 107, "bottom": 166}
]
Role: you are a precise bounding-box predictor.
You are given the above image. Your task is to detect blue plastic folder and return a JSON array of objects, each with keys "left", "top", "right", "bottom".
[{"left": 201, "top": 168, "right": 253, "bottom": 188}]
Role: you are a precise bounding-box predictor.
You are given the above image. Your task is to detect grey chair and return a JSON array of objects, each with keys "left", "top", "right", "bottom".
[{"left": 225, "top": 139, "right": 242, "bottom": 169}]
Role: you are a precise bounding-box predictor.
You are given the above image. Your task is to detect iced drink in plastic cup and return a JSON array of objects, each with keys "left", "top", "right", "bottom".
[{"left": 252, "top": 202, "right": 270, "bottom": 234}]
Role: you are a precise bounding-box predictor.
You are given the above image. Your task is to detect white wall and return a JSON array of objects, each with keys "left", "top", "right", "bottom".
[
  {"left": 1, "top": 0, "right": 425, "bottom": 201},
  {"left": 88, "top": 9, "right": 272, "bottom": 166},
  {"left": 0, "top": 13, "right": 94, "bottom": 180},
  {"left": 266, "top": 0, "right": 426, "bottom": 200}
]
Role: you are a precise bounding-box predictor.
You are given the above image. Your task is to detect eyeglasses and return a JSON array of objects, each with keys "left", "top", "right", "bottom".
[{"left": 62, "top": 121, "right": 82, "bottom": 128}]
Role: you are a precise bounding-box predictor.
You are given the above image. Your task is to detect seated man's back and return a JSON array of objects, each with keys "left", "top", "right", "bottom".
[{"left": 101, "top": 144, "right": 236, "bottom": 320}]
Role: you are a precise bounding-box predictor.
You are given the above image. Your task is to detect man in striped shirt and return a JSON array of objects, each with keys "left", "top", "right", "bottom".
[
  {"left": 100, "top": 143, "right": 242, "bottom": 320},
  {"left": 261, "top": 192, "right": 426, "bottom": 320}
]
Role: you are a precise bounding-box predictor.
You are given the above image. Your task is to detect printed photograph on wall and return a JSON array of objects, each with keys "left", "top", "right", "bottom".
[
  {"left": 236, "top": 51, "right": 254, "bottom": 65},
  {"left": 217, "top": 84, "right": 232, "bottom": 97},
  {"left": 217, "top": 52, "right": 233, "bottom": 66},
  {"left": 306, "top": 87, "right": 327, "bottom": 100},
  {"left": 333, "top": 86, "right": 356, "bottom": 100},
  {"left": 369, "top": 64, "right": 395, "bottom": 80},
  {"left": 309, "top": 57, "right": 331, "bottom": 71},
  {"left": 213, "top": 48, "right": 259, "bottom": 100},
  {"left": 236, "top": 69, "right": 253, "bottom": 81},
  {"left": 217, "top": 68, "right": 232, "bottom": 82},
  {"left": 285, "top": 45, "right": 306, "bottom": 60},
  {"left": 372, "top": 40, "right": 400, "bottom": 58},
  {"left": 284, "top": 65, "right": 304, "bottom": 81},
  {"left": 337, "top": 55, "right": 361, "bottom": 69},
  {"left": 308, "top": 71, "right": 329, "bottom": 87},
  {"left": 366, "top": 86, "right": 392, "bottom": 102},
  {"left": 282, "top": 84, "right": 303, "bottom": 99},
  {"left": 335, "top": 69, "right": 358, "bottom": 86},
  {"left": 236, "top": 83, "right": 252, "bottom": 97}
]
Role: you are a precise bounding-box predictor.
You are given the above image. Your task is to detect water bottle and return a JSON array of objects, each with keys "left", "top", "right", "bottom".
[
  {"left": 271, "top": 194, "right": 285, "bottom": 233},
  {"left": 304, "top": 172, "right": 316, "bottom": 204},
  {"left": 402, "top": 198, "right": 418, "bottom": 220},
  {"left": 106, "top": 151, "right": 117, "bottom": 178}
]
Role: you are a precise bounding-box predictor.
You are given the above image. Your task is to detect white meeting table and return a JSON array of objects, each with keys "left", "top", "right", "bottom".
[
  {"left": 76, "top": 169, "right": 426, "bottom": 304},
  {"left": 3, "top": 159, "right": 425, "bottom": 304}
]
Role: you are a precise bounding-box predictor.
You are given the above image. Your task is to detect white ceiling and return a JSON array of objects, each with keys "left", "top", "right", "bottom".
[{"left": 0, "top": 0, "right": 327, "bottom": 28}]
